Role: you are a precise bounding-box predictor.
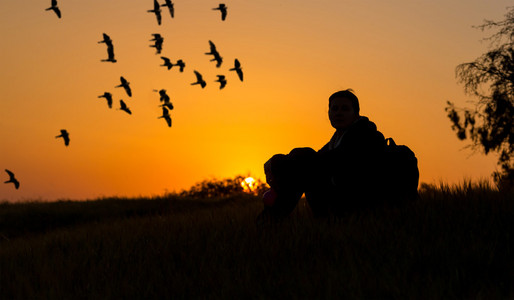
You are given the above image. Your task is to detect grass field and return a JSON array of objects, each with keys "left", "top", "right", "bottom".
[{"left": 1, "top": 181, "right": 513, "bottom": 299}]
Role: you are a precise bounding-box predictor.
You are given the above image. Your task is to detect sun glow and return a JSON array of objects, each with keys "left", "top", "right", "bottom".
[{"left": 241, "top": 177, "right": 256, "bottom": 193}]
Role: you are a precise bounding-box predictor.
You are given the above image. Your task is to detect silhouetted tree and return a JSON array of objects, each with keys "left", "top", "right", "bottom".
[
  {"left": 446, "top": 7, "right": 514, "bottom": 191},
  {"left": 180, "top": 175, "right": 268, "bottom": 198}
]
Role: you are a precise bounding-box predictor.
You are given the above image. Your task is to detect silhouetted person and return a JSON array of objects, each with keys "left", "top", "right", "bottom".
[
  {"left": 150, "top": 34, "right": 164, "bottom": 54},
  {"left": 158, "top": 107, "right": 172, "bottom": 127},
  {"left": 191, "top": 71, "right": 206, "bottom": 88},
  {"left": 46, "top": 0, "right": 61, "bottom": 18},
  {"left": 98, "top": 92, "right": 113, "bottom": 108},
  {"left": 213, "top": 4, "right": 227, "bottom": 21},
  {"left": 116, "top": 76, "right": 132, "bottom": 97},
  {"left": 160, "top": 57, "right": 173, "bottom": 70},
  {"left": 230, "top": 58, "right": 243, "bottom": 82},
  {"left": 175, "top": 59, "right": 186, "bottom": 72},
  {"left": 148, "top": 0, "right": 162, "bottom": 25},
  {"left": 259, "top": 89, "right": 386, "bottom": 220},
  {"left": 4, "top": 169, "right": 20, "bottom": 189},
  {"left": 119, "top": 100, "right": 132, "bottom": 115},
  {"left": 161, "top": 0, "right": 174, "bottom": 18},
  {"left": 56, "top": 129, "right": 70, "bottom": 146},
  {"left": 215, "top": 75, "right": 227, "bottom": 89}
]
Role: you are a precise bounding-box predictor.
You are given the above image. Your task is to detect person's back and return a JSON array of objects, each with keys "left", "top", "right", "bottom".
[{"left": 316, "top": 115, "right": 385, "bottom": 215}]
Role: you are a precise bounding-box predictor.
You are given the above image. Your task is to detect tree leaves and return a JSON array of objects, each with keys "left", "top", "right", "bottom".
[{"left": 446, "top": 7, "right": 514, "bottom": 190}]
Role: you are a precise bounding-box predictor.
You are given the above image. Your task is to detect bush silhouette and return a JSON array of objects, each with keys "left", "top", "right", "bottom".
[{"left": 179, "top": 175, "right": 268, "bottom": 198}]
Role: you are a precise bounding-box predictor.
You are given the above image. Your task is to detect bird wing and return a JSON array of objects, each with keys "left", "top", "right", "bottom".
[
  {"left": 209, "top": 40, "right": 216, "bottom": 52},
  {"left": 52, "top": 0, "right": 58, "bottom": 7},
  {"left": 5, "top": 169, "right": 14, "bottom": 179},
  {"left": 194, "top": 71, "right": 203, "bottom": 81},
  {"left": 120, "top": 100, "right": 127, "bottom": 109},
  {"left": 237, "top": 69, "right": 243, "bottom": 81},
  {"left": 214, "top": 54, "right": 223, "bottom": 67},
  {"left": 107, "top": 45, "right": 115, "bottom": 59},
  {"left": 54, "top": 7, "right": 61, "bottom": 18},
  {"left": 161, "top": 56, "right": 171, "bottom": 64},
  {"left": 221, "top": 9, "right": 227, "bottom": 20},
  {"left": 120, "top": 76, "right": 127, "bottom": 84},
  {"left": 234, "top": 59, "right": 240, "bottom": 68}
]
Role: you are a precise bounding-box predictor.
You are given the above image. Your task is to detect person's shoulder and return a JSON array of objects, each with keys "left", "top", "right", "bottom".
[
  {"left": 352, "top": 116, "right": 385, "bottom": 141},
  {"left": 353, "top": 116, "right": 378, "bottom": 132}
]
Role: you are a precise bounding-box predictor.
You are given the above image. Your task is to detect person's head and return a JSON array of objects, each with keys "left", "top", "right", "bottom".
[{"left": 328, "top": 89, "right": 360, "bottom": 130}]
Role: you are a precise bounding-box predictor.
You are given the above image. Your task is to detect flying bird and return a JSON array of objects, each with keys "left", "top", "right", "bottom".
[
  {"left": 56, "top": 129, "right": 70, "bottom": 146},
  {"left": 210, "top": 51, "right": 223, "bottom": 68},
  {"left": 154, "top": 89, "right": 174, "bottom": 110},
  {"left": 102, "top": 44, "right": 116, "bottom": 63},
  {"left": 4, "top": 169, "right": 20, "bottom": 190},
  {"left": 213, "top": 4, "right": 227, "bottom": 21},
  {"left": 174, "top": 59, "right": 185, "bottom": 72},
  {"left": 229, "top": 59, "right": 243, "bottom": 82},
  {"left": 160, "top": 57, "right": 173, "bottom": 70},
  {"left": 115, "top": 76, "right": 132, "bottom": 97},
  {"left": 148, "top": 0, "right": 162, "bottom": 25},
  {"left": 205, "top": 40, "right": 222, "bottom": 67},
  {"left": 205, "top": 40, "right": 219, "bottom": 56},
  {"left": 161, "top": 0, "right": 174, "bottom": 18},
  {"left": 98, "top": 92, "right": 113, "bottom": 108},
  {"left": 45, "top": 0, "right": 61, "bottom": 19},
  {"left": 191, "top": 71, "right": 206, "bottom": 88},
  {"left": 98, "top": 33, "right": 116, "bottom": 63},
  {"left": 215, "top": 75, "right": 227, "bottom": 89},
  {"left": 119, "top": 100, "right": 132, "bottom": 115},
  {"left": 98, "top": 33, "right": 113, "bottom": 45},
  {"left": 150, "top": 34, "right": 164, "bottom": 54},
  {"left": 158, "top": 107, "right": 172, "bottom": 127}
]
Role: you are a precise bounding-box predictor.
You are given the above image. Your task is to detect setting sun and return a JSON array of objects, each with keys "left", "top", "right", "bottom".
[{"left": 241, "top": 177, "right": 256, "bottom": 193}]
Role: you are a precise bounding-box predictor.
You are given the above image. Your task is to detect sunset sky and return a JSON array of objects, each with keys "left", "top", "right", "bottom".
[{"left": 1, "top": 1, "right": 511, "bottom": 202}]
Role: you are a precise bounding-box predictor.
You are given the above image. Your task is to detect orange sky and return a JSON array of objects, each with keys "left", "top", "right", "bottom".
[{"left": 0, "top": 1, "right": 510, "bottom": 202}]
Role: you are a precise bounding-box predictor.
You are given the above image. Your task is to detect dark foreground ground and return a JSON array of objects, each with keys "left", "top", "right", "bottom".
[{"left": 0, "top": 183, "right": 513, "bottom": 299}]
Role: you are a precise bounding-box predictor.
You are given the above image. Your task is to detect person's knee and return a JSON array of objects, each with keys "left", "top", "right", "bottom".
[{"left": 289, "top": 147, "right": 316, "bottom": 158}]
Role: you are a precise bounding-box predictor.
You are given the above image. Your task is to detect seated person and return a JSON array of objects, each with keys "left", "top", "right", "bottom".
[{"left": 260, "top": 89, "right": 386, "bottom": 219}]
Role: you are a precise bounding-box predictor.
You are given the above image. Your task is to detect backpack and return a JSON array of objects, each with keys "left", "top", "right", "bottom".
[{"left": 382, "top": 138, "right": 420, "bottom": 206}]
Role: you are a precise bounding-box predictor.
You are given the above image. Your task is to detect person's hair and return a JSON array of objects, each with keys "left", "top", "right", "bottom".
[{"left": 328, "top": 89, "right": 360, "bottom": 114}]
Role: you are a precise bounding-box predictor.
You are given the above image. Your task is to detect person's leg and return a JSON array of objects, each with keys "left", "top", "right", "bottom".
[{"left": 260, "top": 148, "right": 317, "bottom": 218}]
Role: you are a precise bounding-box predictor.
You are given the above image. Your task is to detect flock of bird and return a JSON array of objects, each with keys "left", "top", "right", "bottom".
[
  {"left": 3, "top": 1, "right": 244, "bottom": 191},
  {"left": 46, "top": 0, "right": 227, "bottom": 22}
]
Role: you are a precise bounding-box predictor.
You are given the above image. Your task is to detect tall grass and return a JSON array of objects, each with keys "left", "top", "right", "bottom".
[{"left": 0, "top": 181, "right": 513, "bottom": 299}]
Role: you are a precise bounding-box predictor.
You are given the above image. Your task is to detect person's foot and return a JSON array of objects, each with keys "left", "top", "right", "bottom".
[{"left": 262, "top": 188, "right": 278, "bottom": 207}]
